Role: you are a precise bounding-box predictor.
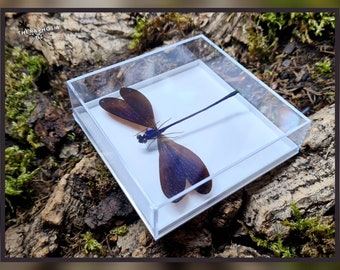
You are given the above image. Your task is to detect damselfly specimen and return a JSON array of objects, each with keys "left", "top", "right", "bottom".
[{"left": 99, "top": 87, "right": 238, "bottom": 202}]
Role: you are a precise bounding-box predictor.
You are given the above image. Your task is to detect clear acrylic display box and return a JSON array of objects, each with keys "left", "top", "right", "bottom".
[{"left": 67, "top": 34, "right": 311, "bottom": 240}]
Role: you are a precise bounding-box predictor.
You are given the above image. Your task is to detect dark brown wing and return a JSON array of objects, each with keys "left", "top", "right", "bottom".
[
  {"left": 120, "top": 87, "right": 156, "bottom": 127},
  {"left": 157, "top": 135, "right": 212, "bottom": 202},
  {"left": 99, "top": 87, "right": 156, "bottom": 128}
]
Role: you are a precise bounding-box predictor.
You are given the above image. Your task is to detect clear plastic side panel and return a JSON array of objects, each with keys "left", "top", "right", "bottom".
[
  {"left": 183, "top": 37, "right": 310, "bottom": 140},
  {"left": 67, "top": 82, "right": 81, "bottom": 110},
  {"left": 288, "top": 122, "right": 312, "bottom": 148},
  {"left": 68, "top": 44, "right": 199, "bottom": 102}
]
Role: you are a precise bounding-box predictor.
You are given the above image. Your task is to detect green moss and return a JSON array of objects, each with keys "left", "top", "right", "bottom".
[
  {"left": 81, "top": 231, "right": 105, "bottom": 256},
  {"left": 110, "top": 224, "right": 128, "bottom": 237},
  {"left": 247, "top": 25, "right": 279, "bottom": 62},
  {"left": 258, "top": 12, "right": 335, "bottom": 44},
  {"left": 241, "top": 202, "right": 335, "bottom": 257},
  {"left": 5, "top": 145, "right": 39, "bottom": 197},
  {"left": 309, "top": 57, "right": 334, "bottom": 103},
  {"left": 281, "top": 202, "right": 335, "bottom": 257},
  {"left": 5, "top": 46, "right": 47, "bottom": 219},
  {"left": 129, "top": 16, "right": 149, "bottom": 50},
  {"left": 129, "top": 12, "right": 193, "bottom": 51},
  {"left": 314, "top": 58, "right": 333, "bottom": 75},
  {"left": 240, "top": 221, "right": 296, "bottom": 258},
  {"left": 247, "top": 12, "right": 335, "bottom": 61},
  {"left": 5, "top": 46, "right": 48, "bottom": 148}
]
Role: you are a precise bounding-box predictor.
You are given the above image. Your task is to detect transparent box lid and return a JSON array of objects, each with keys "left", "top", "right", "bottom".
[{"left": 67, "top": 34, "right": 311, "bottom": 239}]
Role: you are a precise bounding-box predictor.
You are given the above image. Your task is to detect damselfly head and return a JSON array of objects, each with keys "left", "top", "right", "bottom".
[
  {"left": 137, "top": 134, "right": 147, "bottom": 143},
  {"left": 137, "top": 128, "right": 161, "bottom": 143}
]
